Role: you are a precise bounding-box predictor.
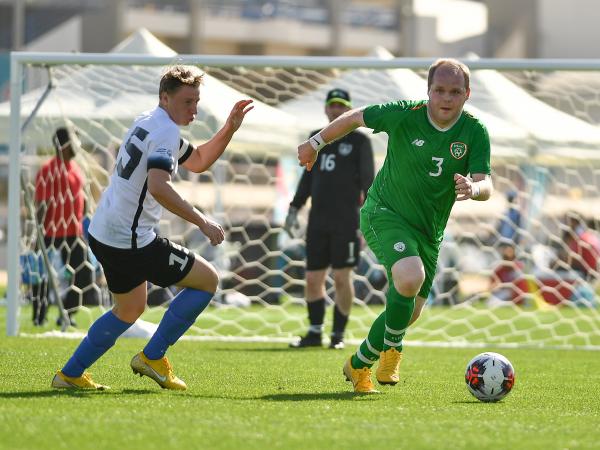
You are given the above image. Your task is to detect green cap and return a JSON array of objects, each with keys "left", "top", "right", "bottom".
[{"left": 325, "top": 88, "right": 352, "bottom": 107}]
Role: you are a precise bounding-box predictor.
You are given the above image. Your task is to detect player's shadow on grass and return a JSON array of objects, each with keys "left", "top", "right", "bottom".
[
  {"left": 0, "top": 390, "right": 109, "bottom": 399},
  {"left": 0, "top": 388, "right": 158, "bottom": 399},
  {"left": 452, "top": 400, "right": 506, "bottom": 405},
  {"left": 120, "top": 389, "right": 163, "bottom": 395},
  {"left": 189, "top": 392, "right": 380, "bottom": 401},
  {"left": 212, "top": 347, "right": 331, "bottom": 353},
  {"left": 259, "top": 392, "right": 381, "bottom": 402}
]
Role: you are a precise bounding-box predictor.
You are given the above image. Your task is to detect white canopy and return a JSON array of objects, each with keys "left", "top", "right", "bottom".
[
  {"left": 376, "top": 47, "right": 529, "bottom": 159},
  {"left": 0, "top": 28, "right": 301, "bottom": 154},
  {"left": 110, "top": 27, "right": 177, "bottom": 55},
  {"left": 534, "top": 71, "right": 600, "bottom": 125},
  {"left": 280, "top": 46, "right": 528, "bottom": 159},
  {"left": 466, "top": 56, "right": 600, "bottom": 162}
]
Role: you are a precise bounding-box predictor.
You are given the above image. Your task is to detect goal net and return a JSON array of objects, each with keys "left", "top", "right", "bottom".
[{"left": 5, "top": 53, "right": 600, "bottom": 350}]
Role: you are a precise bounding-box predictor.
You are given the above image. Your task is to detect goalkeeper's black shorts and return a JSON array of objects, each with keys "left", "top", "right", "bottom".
[{"left": 305, "top": 225, "right": 361, "bottom": 271}]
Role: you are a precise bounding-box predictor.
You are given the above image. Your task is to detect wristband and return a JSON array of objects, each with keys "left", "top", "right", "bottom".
[
  {"left": 308, "top": 132, "right": 326, "bottom": 153},
  {"left": 471, "top": 182, "right": 480, "bottom": 198}
]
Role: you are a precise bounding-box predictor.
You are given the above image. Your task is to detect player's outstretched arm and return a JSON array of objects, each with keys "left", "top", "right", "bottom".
[
  {"left": 182, "top": 99, "right": 254, "bottom": 173},
  {"left": 298, "top": 107, "right": 366, "bottom": 171},
  {"left": 147, "top": 168, "right": 224, "bottom": 245},
  {"left": 454, "top": 173, "right": 493, "bottom": 201}
]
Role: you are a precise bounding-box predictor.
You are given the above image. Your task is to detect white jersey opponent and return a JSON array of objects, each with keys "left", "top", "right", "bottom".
[{"left": 89, "top": 106, "right": 193, "bottom": 249}]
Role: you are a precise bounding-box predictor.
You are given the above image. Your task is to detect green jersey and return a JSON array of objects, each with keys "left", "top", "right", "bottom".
[{"left": 363, "top": 100, "right": 491, "bottom": 243}]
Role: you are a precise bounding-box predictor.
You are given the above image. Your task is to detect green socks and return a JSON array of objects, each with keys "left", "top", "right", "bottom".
[{"left": 352, "top": 286, "right": 414, "bottom": 369}]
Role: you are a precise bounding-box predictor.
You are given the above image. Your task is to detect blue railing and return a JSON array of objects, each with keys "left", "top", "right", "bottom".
[{"left": 128, "top": 0, "right": 398, "bottom": 29}]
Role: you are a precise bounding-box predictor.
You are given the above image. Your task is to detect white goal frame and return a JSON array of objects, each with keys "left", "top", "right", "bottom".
[{"left": 7, "top": 52, "right": 600, "bottom": 339}]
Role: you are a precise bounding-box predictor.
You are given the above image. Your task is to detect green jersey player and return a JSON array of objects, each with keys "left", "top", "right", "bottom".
[{"left": 297, "top": 58, "right": 493, "bottom": 393}]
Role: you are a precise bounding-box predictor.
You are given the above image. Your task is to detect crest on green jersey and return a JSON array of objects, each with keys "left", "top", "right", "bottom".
[{"left": 450, "top": 142, "right": 468, "bottom": 159}]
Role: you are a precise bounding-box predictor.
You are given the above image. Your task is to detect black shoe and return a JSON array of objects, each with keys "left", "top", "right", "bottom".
[
  {"left": 289, "top": 332, "right": 322, "bottom": 348},
  {"left": 32, "top": 299, "right": 48, "bottom": 326},
  {"left": 329, "top": 336, "right": 345, "bottom": 350},
  {"left": 33, "top": 318, "right": 47, "bottom": 327},
  {"left": 56, "top": 315, "right": 77, "bottom": 328}
]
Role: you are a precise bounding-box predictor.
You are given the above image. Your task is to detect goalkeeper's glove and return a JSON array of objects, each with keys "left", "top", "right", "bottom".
[{"left": 283, "top": 206, "right": 300, "bottom": 238}]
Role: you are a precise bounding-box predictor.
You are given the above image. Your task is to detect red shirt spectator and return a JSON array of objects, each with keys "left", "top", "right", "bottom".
[
  {"left": 563, "top": 214, "right": 600, "bottom": 279},
  {"left": 491, "top": 260, "right": 529, "bottom": 304},
  {"left": 30, "top": 127, "right": 94, "bottom": 328},
  {"left": 567, "top": 230, "right": 600, "bottom": 277},
  {"left": 489, "top": 242, "right": 529, "bottom": 305},
  {"left": 35, "top": 156, "right": 85, "bottom": 237}
]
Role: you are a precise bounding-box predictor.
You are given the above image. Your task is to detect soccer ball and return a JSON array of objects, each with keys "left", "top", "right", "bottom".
[{"left": 465, "top": 352, "right": 515, "bottom": 402}]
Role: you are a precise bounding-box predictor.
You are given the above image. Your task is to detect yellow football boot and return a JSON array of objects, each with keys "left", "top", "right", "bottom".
[
  {"left": 130, "top": 352, "right": 187, "bottom": 391},
  {"left": 376, "top": 348, "right": 403, "bottom": 385},
  {"left": 343, "top": 357, "right": 379, "bottom": 394},
  {"left": 51, "top": 371, "right": 110, "bottom": 390}
]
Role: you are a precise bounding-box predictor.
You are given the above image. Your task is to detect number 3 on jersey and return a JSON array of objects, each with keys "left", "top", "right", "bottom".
[
  {"left": 320, "top": 153, "right": 336, "bottom": 171},
  {"left": 429, "top": 156, "right": 444, "bottom": 177}
]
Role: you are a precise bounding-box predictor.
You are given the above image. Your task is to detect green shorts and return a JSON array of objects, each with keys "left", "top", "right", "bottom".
[{"left": 360, "top": 197, "right": 440, "bottom": 299}]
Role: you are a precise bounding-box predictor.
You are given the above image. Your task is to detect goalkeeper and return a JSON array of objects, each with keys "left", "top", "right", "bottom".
[
  {"left": 51, "top": 65, "right": 253, "bottom": 391},
  {"left": 285, "top": 88, "right": 374, "bottom": 350},
  {"left": 298, "top": 59, "right": 493, "bottom": 393}
]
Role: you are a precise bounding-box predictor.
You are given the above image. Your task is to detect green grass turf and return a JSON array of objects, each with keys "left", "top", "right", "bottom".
[
  {"left": 0, "top": 334, "right": 599, "bottom": 450},
  {"left": 9, "top": 301, "right": 600, "bottom": 348}
]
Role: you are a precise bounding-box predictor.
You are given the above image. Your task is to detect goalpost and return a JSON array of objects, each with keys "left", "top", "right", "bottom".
[{"left": 5, "top": 52, "right": 600, "bottom": 350}]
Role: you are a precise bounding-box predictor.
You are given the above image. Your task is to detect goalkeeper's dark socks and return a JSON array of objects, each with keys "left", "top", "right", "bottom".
[
  {"left": 62, "top": 310, "right": 132, "bottom": 377},
  {"left": 307, "top": 298, "right": 326, "bottom": 328},
  {"left": 143, "top": 288, "right": 213, "bottom": 360},
  {"left": 332, "top": 305, "right": 348, "bottom": 335}
]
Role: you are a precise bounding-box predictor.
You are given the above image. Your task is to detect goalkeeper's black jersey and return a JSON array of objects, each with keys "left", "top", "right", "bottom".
[{"left": 290, "top": 129, "right": 374, "bottom": 230}]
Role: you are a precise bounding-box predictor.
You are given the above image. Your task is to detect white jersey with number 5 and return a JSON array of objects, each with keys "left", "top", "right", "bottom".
[{"left": 89, "top": 106, "right": 193, "bottom": 249}]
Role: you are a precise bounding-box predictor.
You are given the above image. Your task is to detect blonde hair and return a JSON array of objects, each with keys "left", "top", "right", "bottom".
[
  {"left": 427, "top": 58, "right": 470, "bottom": 91},
  {"left": 159, "top": 65, "right": 204, "bottom": 97}
]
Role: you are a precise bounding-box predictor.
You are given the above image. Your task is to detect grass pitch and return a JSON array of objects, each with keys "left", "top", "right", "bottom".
[{"left": 0, "top": 333, "right": 599, "bottom": 450}]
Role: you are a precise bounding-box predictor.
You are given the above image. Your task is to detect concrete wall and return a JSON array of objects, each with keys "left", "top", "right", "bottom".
[
  {"left": 25, "top": 16, "right": 82, "bottom": 52},
  {"left": 483, "top": 0, "right": 537, "bottom": 57},
  {"left": 538, "top": 0, "right": 600, "bottom": 58},
  {"left": 485, "top": 0, "right": 600, "bottom": 58},
  {"left": 124, "top": 7, "right": 400, "bottom": 56},
  {"left": 81, "top": 0, "right": 125, "bottom": 52}
]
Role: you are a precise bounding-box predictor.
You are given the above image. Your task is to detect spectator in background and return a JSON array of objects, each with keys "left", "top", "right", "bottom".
[
  {"left": 488, "top": 240, "right": 529, "bottom": 306},
  {"left": 428, "top": 230, "right": 460, "bottom": 306},
  {"left": 497, "top": 190, "right": 522, "bottom": 244},
  {"left": 34, "top": 126, "right": 96, "bottom": 327},
  {"left": 561, "top": 212, "right": 600, "bottom": 281},
  {"left": 285, "top": 88, "right": 375, "bottom": 350}
]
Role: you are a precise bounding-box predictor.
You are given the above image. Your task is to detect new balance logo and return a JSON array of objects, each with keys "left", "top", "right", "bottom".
[{"left": 412, "top": 139, "right": 425, "bottom": 147}]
